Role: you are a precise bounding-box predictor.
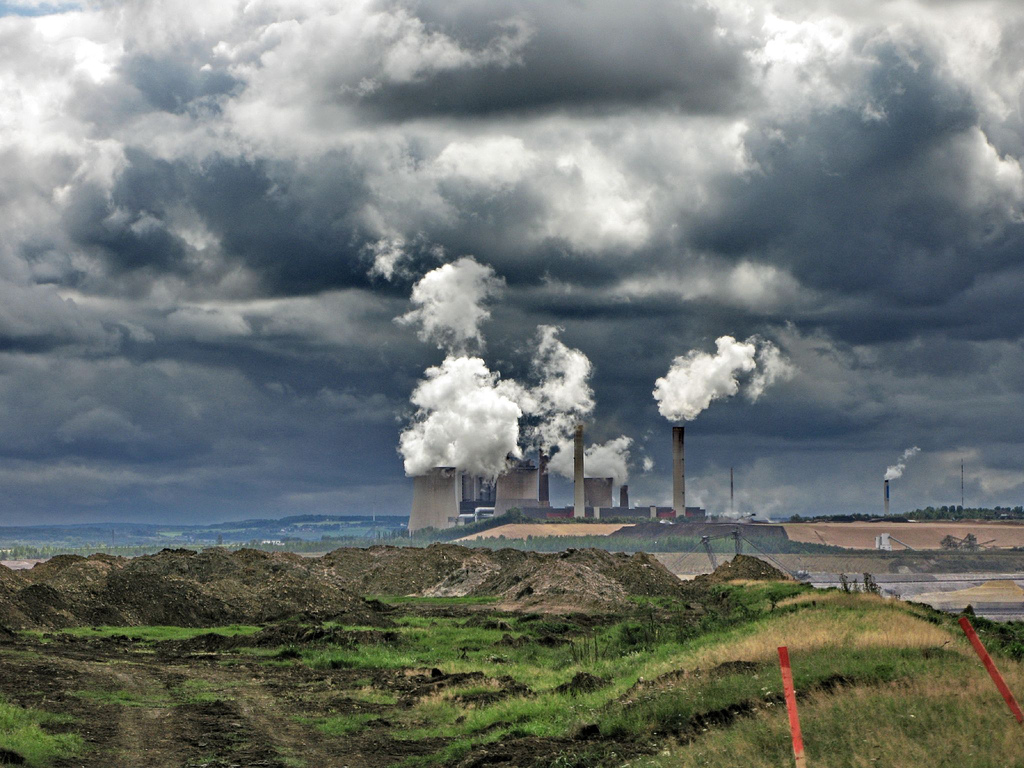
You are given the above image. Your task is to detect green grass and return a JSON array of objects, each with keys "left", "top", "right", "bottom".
[
  {"left": 73, "top": 688, "right": 174, "bottom": 708},
  {"left": 368, "top": 595, "right": 499, "bottom": 606},
  {"left": 57, "top": 624, "right": 261, "bottom": 642},
  {"left": 277, "top": 587, "right": 1013, "bottom": 767},
  {"left": 299, "top": 712, "right": 377, "bottom": 737},
  {"left": 172, "top": 679, "right": 227, "bottom": 705},
  {"left": 0, "top": 696, "right": 83, "bottom": 767}
]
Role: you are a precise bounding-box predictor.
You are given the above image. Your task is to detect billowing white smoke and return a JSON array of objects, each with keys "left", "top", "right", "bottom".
[
  {"left": 399, "top": 356, "right": 525, "bottom": 478},
  {"left": 548, "top": 436, "right": 632, "bottom": 486},
  {"left": 518, "top": 326, "right": 633, "bottom": 484},
  {"left": 653, "top": 335, "right": 793, "bottom": 421},
  {"left": 885, "top": 447, "right": 921, "bottom": 481},
  {"left": 523, "top": 325, "right": 595, "bottom": 449},
  {"left": 397, "top": 257, "right": 504, "bottom": 353},
  {"left": 748, "top": 340, "right": 796, "bottom": 401}
]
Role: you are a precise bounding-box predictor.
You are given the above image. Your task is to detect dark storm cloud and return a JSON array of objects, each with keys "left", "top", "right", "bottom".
[
  {"left": 122, "top": 53, "right": 239, "bottom": 115},
  {"left": 58, "top": 148, "right": 375, "bottom": 295},
  {"left": 693, "top": 35, "right": 1024, "bottom": 323},
  {"left": 3, "top": 0, "right": 1024, "bottom": 522},
  {"left": 359, "top": 0, "right": 752, "bottom": 119}
]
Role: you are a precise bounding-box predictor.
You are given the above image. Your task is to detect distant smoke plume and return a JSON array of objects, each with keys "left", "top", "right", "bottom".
[
  {"left": 885, "top": 446, "right": 921, "bottom": 481},
  {"left": 522, "top": 325, "right": 595, "bottom": 449},
  {"left": 548, "top": 435, "right": 632, "bottom": 486},
  {"left": 653, "top": 335, "right": 793, "bottom": 421},
  {"left": 397, "top": 257, "right": 504, "bottom": 353},
  {"left": 747, "top": 339, "right": 796, "bottom": 401},
  {"left": 642, "top": 456, "right": 654, "bottom": 473},
  {"left": 366, "top": 237, "right": 408, "bottom": 281},
  {"left": 399, "top": 356, "right": 524, "bottom": 477}
]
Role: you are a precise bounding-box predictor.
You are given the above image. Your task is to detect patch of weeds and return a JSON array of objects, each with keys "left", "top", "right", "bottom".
[
  {"left": 73, "top": 688, "right": 173, "bottom": 708},
  {"left": 368, "top": 595, "right": 499, "bottom": 606},
  {"left": 350, "top": 688, "right": 399, "bottom": 706},
  {"left": 61, "top": 624, "right": 261, "bottom": 643},
  {"left": 297, "top": 713, "right": 376, "bottom": 737},
  {"left": 172, "top": 679, "right": 224, "bottom": 705},
  {"left": 0, "top": 696, "right": 83, "bottom": 767}
]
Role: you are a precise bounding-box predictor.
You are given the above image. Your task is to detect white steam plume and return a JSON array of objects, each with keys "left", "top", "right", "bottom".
[
  {"left": 366, "top": 236, "right": 408, "bottom": 281},
  {"left": 518, "top": 326, "right": 632, "bottom": 484},
  {"left": 399, "top": 356, "right": 525, "bottom": 477},
  {"left": 397, "top": 257, "right": 504, "bottom": 353},
  {"left": 653, "top": 335, "right": 793, "bottom": 421},
  {"left": 885, "top": 446, "right": 921, "bottom": 481},
  {"left": 548, "top": 436, "right": 632, "bottom": 486},
  {"left": 522, "top": 325, "right": 595, "bottom": 449},
  {"left": 747, "top": 339, "right": 796, "bottom": 401}
]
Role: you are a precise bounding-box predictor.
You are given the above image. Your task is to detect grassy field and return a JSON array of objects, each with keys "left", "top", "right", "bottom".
[{"left": 3, "top": 583, "right": 1024, "bottom": 766}]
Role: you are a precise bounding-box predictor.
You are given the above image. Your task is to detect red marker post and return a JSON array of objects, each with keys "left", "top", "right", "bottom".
[
  {"left": 778, "top": 646, "right": 807, "bottom": 768},
  {"left": 959, "top": 616, "right": 1024, "bottom": 724}
]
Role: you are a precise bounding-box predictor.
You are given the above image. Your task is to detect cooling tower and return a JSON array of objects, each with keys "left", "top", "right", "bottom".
[
  {"left": 584, "top": 477, "right": 613, "bottom": 508},
  {"left": 538, "top": 451, "right": 550, "bottom": 507},
  {"left": 495, "top": 461, "right": 540, "bottom": 516},
  {"left": 574, "top": 424, "right": 585, "bottom": 519},
  {"left": 672, "top": 426, "right": 685, "bottom": 514},
  {"left": 620, "top": 484, "right": 629, "bottom": 508},
  {"left": 409, "top": 467, "right": 459, "bottom": 533},
  {"left": 884, "top": 478, "right": 890, "bottom": 516}
]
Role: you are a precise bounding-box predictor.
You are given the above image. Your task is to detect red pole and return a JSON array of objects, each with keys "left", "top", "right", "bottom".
[
  {"left": 778, "top": 646, "right": 807, "bottom": 768},
  {"left": 959, "top": 617, "right": 1024, "bottom": 723}
]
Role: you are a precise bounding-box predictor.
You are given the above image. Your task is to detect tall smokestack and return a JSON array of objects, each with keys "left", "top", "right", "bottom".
[
  {"left": 538, "top": 451, "right": 550, "bottom": 506},
  {"left": 620, "top": 484, "right": 629, "bottom": 508},
  {"left": 574, "top": 424, "right": 585, "bottom": 519},
  {"left": 730, "top": 467, "right": 734, "bottom": 516},
  {"left": 884, "top": 478, "right": 890, "bottom": 516},
  {"left": 672, "top": 426, "right": 685, "bottom": 515}
]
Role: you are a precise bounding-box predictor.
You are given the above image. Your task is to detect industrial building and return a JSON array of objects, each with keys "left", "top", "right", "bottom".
[{"left": 407, "top": 424, "right": 704, "bottom": 532}]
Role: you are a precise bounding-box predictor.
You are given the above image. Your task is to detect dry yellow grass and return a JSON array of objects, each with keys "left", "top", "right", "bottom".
[
  {"left": 455, "top": 523, "right": 633, "bottom": 541},
  {"left": 681, "top": 599, "right": 959, "bottom": 671},
  {"left": 641, "top": 665, "right": 1024, "bottom": 768}
]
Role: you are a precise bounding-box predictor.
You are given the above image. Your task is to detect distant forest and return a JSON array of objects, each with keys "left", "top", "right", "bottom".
[{"left": 793, "top": 506, "right": 1024, "bottom": 523}]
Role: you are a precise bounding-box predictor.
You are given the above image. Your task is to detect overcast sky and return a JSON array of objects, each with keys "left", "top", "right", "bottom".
[{"left": 2, "top": 0, "right": 1024, "bottom": 524}]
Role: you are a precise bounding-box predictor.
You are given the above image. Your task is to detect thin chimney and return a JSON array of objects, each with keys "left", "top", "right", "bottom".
[
  {"left": 619, "top": 484, "right": 629, "bottom": 508},
  {"left": 573, "top": 424, "right": 585, "bottom": 519},
  {"left": 884, "top": 478, "right": 890, "bottom": 516},
  {"left": 672, "top": 426, "right": 685, "bottom": 515},
  {"left": 538, "top": 451, "right": 550, "bottom": 506}
]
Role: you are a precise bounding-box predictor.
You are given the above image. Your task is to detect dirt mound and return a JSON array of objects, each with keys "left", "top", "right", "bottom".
[
  {"left": 697, "top": 555, "right": 791, "bottom": 583},
  {"left": 555, "top": 672, "right": 608, "bottom": 696},
  {"left": 0, "top": 548, "right": 384, "bottom": 630},
  {"left": 321, "top": 544, "right": 686, "bottom": 611},
  {"left": 0, "top": 543, "right": 686, "bottom": 628},
  {"left": 318, "top": 543, "right": 528, "bottom": 597}
]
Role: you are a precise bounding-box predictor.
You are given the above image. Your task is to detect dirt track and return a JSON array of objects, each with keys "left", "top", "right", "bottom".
[{"left": 0, "top": 633, "right": 453, "bottom": 768}]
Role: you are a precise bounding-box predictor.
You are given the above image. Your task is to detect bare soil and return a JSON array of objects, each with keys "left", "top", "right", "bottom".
[
  {"left": 694, "top": 555, "right": 792, "bottom": 583},
  {"left": 0, "top": 544, "right": 687, "bottom": 631}
]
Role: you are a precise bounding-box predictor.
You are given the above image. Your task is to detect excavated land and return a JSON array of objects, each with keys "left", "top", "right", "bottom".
[
  {"left": 693, "top": 554, "right": 792, "bottom": 584},
  {"left": 0, "top": 545, "right": 755, "bottom": 768},
  {"left": 0, "top": 544, "right": 689, "bottom": 631}
]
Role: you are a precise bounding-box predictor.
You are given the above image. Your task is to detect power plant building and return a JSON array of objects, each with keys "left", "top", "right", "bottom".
[
  {"left": 494, "top": 459, "right": 541, "bottom": 516},
  {"left": 583, "top": 477, "right": 614, "bottom": 508},
  {"left": 409, "top": 467, "right": 460, "bottom": 533},
  {"left": 407, "top": 427, "right": 705, "bottom": 528}
]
